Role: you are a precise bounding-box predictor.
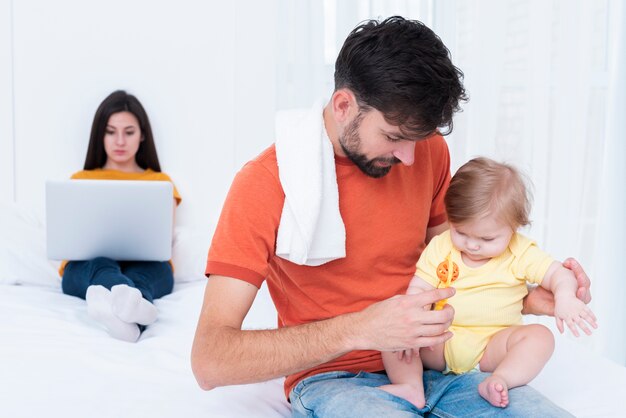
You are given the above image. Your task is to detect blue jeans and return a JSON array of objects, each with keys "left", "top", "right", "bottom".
[
  {"left": 62, "top": 257, "right": 174, "bottom": 303},
  {"left": 289, "top": 370, "right": 572, "bottom": 418}
]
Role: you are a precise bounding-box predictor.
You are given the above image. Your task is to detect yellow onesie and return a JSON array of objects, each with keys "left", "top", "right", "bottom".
[{"left": 416, "top": 230, "right": 554, "bottom": 374}]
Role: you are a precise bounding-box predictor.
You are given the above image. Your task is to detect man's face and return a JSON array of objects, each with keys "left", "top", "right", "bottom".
[{"left": 338, "top": 108, "right": 418, "bottom": 178}]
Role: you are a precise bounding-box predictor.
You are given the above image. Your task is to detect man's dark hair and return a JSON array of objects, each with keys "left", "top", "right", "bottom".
[
  {"left": 84, "top": 90, "right": 162, "bottom": 171},
  {"left": 334, "top": 16, "right": 467, "bottom": 138}
]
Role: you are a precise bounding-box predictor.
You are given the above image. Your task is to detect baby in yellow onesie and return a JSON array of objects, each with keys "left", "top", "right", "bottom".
[{"left": 380, "top": 157, "right": 597, "bottom": 409}]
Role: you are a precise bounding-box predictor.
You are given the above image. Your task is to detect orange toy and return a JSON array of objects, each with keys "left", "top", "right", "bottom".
[{"left": 434, "top": 254, "right": 458, "bottom": 310}]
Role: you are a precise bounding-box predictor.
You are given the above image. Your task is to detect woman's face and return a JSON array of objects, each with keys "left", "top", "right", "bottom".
[{"left": 103, "top": 111, "right": 142, "bottom": 171}]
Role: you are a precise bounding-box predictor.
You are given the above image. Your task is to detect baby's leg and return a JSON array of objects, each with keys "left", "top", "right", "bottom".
[
  {"left": 379, "top": 345, "right": 444, "bottom": 409},
  {"left": 478, "top": 324, "right": 555, "bottom": 407},
  {"left": 380, "top": 350, "right": 426, "bottom": 408},
  {"left": 420, "top": 342, "right": 446, "bottom": 371}
]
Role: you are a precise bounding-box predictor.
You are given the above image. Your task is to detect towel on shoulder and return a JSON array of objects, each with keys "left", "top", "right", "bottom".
[{"left": 275, "top": 100, "right": 346, "bottom": 266}]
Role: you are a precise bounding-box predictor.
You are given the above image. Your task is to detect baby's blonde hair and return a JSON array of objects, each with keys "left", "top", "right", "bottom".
[{"left": 444, "top": 157, "right": 532, "bottom": 230}]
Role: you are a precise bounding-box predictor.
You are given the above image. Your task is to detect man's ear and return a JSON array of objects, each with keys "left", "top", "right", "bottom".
[{"left": 331, "top": 88, "right": 358, "bottom": 124}]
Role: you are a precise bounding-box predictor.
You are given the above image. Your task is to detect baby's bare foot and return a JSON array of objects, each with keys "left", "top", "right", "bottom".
[
  {"left": 379, "top": 383, "right": 426, "bottom": 409},
  {"left": 478, "top": 375, "right": 509, "bottom": 408}
]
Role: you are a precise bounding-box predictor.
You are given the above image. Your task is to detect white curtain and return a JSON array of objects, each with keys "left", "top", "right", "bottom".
[
  {"left": 592, "top": 0, "right": 626, "bottom": 366},
  {"left": 436, "top": 0, "right": 624, "bottom": 365},
  {"left": 276, "top": 0, "right": 625, "bottom": 365},
  {"left": 275, "top": 0, "right": 433, "bottom": 110}
]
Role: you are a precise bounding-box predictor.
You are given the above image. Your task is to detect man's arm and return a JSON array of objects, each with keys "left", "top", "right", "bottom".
[
  {"left": 191, "top": 275, "right": 456, "bottom": 390},
  {"left": 522, "top": 257, "right": 592, "bottom": 316}
]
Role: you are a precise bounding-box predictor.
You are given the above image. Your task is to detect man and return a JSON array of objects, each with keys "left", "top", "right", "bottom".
[{"left": 192, "top": 17, "right": 590, "bottom": 417}]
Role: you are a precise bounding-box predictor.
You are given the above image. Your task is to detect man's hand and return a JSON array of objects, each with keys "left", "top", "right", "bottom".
[
  {"left": 523, "top": 257, "right": 592, "bottom": 316},
  {"left": 192, "top": 277, "right": 454, "bottom": 390},
  {"left": 353, "top": 287, "right": 455, "bottom": 352},
  {"left": 564, "top": 258, "right": 592, "bottom": 304}
]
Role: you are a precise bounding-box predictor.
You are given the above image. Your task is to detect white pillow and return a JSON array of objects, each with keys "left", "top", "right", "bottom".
[
  {"left": 171, "top": 224, "right": 214, "bottom": 283},
  {"left": 0, "top": 201, "right": 61, "bottom": 287}
]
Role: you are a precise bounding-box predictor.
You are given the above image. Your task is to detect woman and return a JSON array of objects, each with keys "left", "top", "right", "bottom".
[{"left": 61, "top": 90, "right": 181, "bottom": 342}]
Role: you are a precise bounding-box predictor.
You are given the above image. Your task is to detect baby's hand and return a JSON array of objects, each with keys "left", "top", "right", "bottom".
[
  {"left": 396, "top": 348, "right": 417, "bottom": 363},
  {"left": 554, "top": 296, "right": 597, "bottom": 336},
  {"left": 396, "top": 346, "right": 436, "bottom": 363}
]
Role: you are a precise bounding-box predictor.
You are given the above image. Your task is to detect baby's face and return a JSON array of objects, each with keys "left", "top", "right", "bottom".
[{"left": 450, "top": 216, "right": 514, "bottom": 264}]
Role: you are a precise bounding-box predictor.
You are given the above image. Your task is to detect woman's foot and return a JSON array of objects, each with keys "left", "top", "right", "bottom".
[
  {"left": 111, "top": 284, "right": 158, "bottom": 325},
  {"left": 478, "top": 375, "right": 509, "bottom": 408},
  {"left": 86, "top": 285, "right": 140, "bottom": 342}
]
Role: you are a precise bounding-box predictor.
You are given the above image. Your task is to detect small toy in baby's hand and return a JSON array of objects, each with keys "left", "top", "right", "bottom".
[{"left": 434, "top": 255, "right": 458, "bottom": 310}]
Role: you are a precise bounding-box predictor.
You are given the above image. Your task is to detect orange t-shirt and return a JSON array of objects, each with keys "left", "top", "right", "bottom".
[{"left": 206, "top": 135, "right": 450, "bottom": 397}]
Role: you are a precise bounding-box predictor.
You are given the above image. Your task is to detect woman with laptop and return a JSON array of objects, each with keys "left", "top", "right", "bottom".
[{"left": 60, "top": 90, "right": 181, "bottom": 342}]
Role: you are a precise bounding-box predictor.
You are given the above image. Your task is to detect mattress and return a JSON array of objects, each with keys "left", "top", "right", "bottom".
[
  {"left": 0, "top": 282, "right": 290, "bottom": 418},
  {"left": 1, "top": 201, "right": 624, "bottom": 417},
  {"left": 1, "top": 281, "right": 625, "bottom": 417}
]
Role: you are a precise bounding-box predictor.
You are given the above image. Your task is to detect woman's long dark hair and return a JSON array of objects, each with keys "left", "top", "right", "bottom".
[{"left": 83, "top": 90, "right": 162, "bottom": 171}]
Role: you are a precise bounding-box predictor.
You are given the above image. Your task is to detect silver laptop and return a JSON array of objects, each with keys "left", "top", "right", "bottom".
[{"left": 46, "top": 179, "right": 174, "bottom": 261}]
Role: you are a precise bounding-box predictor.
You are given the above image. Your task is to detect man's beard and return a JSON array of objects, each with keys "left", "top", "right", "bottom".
[{"left": 339, "top": 112, "right": 401, "bottom": 178}]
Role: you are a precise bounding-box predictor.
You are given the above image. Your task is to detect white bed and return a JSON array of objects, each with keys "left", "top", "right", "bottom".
[{"left": 1, "top": 201, "right": 625, "bottom": 418}]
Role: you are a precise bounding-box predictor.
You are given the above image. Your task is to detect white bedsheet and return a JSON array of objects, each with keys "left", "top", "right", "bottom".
[
  {"left": 0, "top": 282, "right": 290, "bottom": 418},
  {"left": 1, "top": 281, "right": 625, "bottom": 417}
]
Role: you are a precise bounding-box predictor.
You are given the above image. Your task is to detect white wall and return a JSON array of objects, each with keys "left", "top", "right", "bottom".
[
  {"left": 3, "top": 0, "right": 277, "bottom": 232},
  {"left": 0, "top": 0, "right": 14, "bottom": 201}
]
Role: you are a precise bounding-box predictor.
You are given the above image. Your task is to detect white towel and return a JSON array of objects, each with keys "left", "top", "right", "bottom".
[{"left": 275, "top": 100, "right": 346, "bottom": 266}]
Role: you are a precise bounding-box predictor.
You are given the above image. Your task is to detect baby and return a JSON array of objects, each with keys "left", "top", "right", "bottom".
[{"left": 380, "top": 157, "right": 597, "bottom": 408}]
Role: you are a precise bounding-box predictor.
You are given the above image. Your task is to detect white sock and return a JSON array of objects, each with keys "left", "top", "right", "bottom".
[
  {"left": 111, "top": 284, "right": 158, "bottom": 326},
  {"left": 86, "top": 285, "right": 140, "bottom": 343}
]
